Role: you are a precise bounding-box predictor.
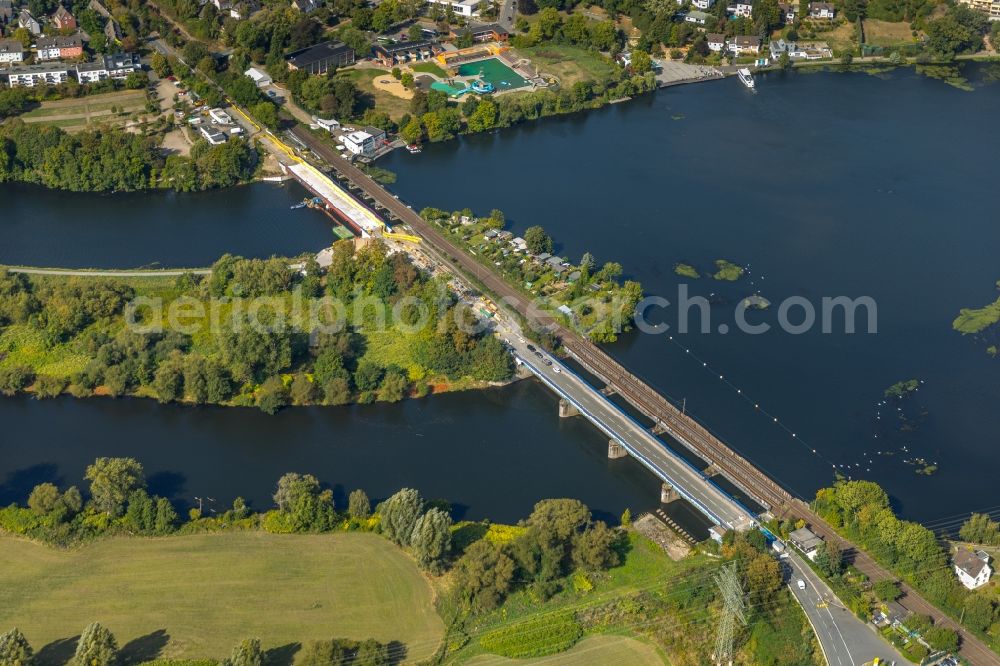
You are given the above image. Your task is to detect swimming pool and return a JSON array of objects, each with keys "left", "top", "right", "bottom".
[
  {"left": 456, "top": 58, "right": 529, "bottom": 91},
  {"left": 430, "top": 81, "right": 469, "bottom": 97}
]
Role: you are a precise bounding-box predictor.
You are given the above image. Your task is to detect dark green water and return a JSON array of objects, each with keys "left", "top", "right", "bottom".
[{"left": 2, "top": 64, "right": 999, "bottom": 528}]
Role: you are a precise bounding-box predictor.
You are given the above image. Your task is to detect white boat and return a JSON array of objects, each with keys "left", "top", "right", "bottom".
[{"left": 738, "top": 68, "right": 755, "bottom": 89}]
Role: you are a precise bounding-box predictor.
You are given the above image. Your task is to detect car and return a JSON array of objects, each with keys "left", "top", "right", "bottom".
[
  {"left": 518, "top": 337, "right": 525, "bottom": 343},
  {"left": 543, "top": 359, "right": 552, "bottom": 366},
  {"left": 553, "top": 366, "right": 561, "bottom": 373},
  {"left": 796, "top": 579, "right": 806, "bottom": 591},
  {"left": 526, "top": 344, "right": 536, "bottom": 352}
]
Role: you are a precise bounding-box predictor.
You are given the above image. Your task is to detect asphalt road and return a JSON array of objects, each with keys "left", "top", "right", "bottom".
[{"left": 786, "top": 552, "right": 906, "bottom": 666}]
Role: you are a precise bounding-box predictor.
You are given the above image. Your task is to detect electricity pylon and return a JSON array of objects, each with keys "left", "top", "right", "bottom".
[{"left": 713, "top": 562, "right": 748, "bottom": 666}]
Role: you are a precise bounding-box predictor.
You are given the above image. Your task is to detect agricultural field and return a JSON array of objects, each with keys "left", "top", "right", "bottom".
[
  {"left": 19, "top": 90, "right": 150, "bottom": 132},
  {"left": 513, "top": 44, "right": 616, "bottom": 86},
  {"left": 464, "top": 634, "right": 666, "bottom": 665},
  {"left": 0, "top": 532, "right": 445, "bottom": 662}
]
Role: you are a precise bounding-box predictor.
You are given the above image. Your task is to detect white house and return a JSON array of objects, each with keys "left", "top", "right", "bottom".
[
  {"left": 199, "top": 125, "right": 228, "bottom": 145},
  {"left": 733, "top": 0, "right": 754, "bottom": 17},
  {"left": 684, "top": 9, "right": 711, "bottom": 23},
  {"left": 426, "top": 0, "right": 482, "bottom": 17},
  {"left": 0, "top": 38, "right": 24, "bottom": 63},
  {"left": 809, "top": 1, "right": 835, "bottom": 17},
  {"left": 6, "top": 63, "right": 70, "bottom": 87},
  {"left": 341, "top": 130, "right": 377, "bottom": 157},
  {"left": 692, "top": 0, "right": 716, "bottom": 9},
  {"left": 209, "top": 107, "right": 234, "bottom": 125},
  {"left": 18, "top": 9, "right": 41, "bottom": 36},
  {"left": 789, "top": 527, "right": 824, "bottom": 561},
  {"left": 313, "top": 117, "right": 341, "bottom": 132},
  {"left": 244, "top": 66, "right": 272, "bottom": 87},
  {"left": 707, "top": 33, "right": 726, "bottom": 51},
  {"left": 954, "top": 548, "right": 992, "bottom": 590}
]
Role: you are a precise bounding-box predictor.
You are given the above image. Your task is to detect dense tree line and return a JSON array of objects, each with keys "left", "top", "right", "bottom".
[{"left": 0, "top": 121, "right": 258, "bottom": 193}]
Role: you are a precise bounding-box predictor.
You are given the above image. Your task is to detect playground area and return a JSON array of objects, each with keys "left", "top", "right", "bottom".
[{"left": 429, "top": 57, "right": 532, "bottom": 97}]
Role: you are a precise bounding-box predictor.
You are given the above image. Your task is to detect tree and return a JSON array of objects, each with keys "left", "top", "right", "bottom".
[
  {"left": 0, "top": 628, "right": 33, "bottom": 666},
  {"left": 408, "top": 23, "right": 424, "bottom": 41},
  {"left": 400, "top": 116, "right": 423, "bottom": 144},
  {"left": 378, "top": 487, "right": 424, "bottom": 545},
  {"left": 273, "top": 472, "right": 321, "bottom": 512},
  {"left": 377, "top": 371, "right": 408, "bottom": 402},
  {"left": 256, "top": 375, "right": 290, "bottom": 414},
  {"left": 151, "top": 52, "right": 171, "bottom": 77},
  {"left": 224, "top": 638, "right": 263, "bottom": 666},
  {"left": 354, "top": 360, "right": 384, "bottom": 392},
  {"left": 571, "top": 522, "right": 620, "bottom": 571},
  {"left": 620, "top": 508, "right": 632, "bottom": 528},
  {"left": 85, "top": 457, "right": 145, "bottom": 516},
  {"left": 873, "top": 578, "right": 901, "bottom": 602},
  {"left": 73, "top": 623, "right": 118, "bottom": 666},
  {"left": 28, "top": 483, "right": 61, "bottom": 516},
  {"left": 923, "top": 626, "right": 958, "bottom": 653},
  {"left": 251, "top": 102, "right": 279, "bottom": 130},
  {"left": 745, "top": 553, "right": 782, "bottom": 599},
  {"left": 290, "top": 373, "right": 319, "bottom": 405},
  {"left": 152, "top": 355, "right": 184, "bottom": 403},
  {"left": 631, "top": 50, "right": 653, "bottom": 74},
  {"left": 524, "top": 225, "right": 553, "bottom": 254},
  {"left": 960, "top": 513, "right": 1000, "bottom": 545},
  {"left": 452, "top": 539, "right": 515, "bottom": 612},
  {"left": 348, "top": 488, "right": 371, "bottom": 520},
  {"left": 411, "top": 507, "right": 453, "bottom": 572}
]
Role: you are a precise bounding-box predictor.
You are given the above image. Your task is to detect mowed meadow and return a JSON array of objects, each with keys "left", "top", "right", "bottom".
[{"left": 0, "top": 532, "right": 445, "bottom": 662}]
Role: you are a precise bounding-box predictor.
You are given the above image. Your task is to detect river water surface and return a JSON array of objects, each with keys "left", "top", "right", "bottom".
[{"left": 3, "top": 64, "right": 999, "bottom": 528}]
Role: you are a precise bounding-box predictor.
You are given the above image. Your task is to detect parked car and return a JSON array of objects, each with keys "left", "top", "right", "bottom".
[{"left": 796, "top": 579, "right": 806, "bottom": 591}]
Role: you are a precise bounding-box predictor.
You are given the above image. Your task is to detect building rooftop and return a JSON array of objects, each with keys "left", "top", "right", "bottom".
[
  {"left": 0, "top": 38, "right": 22, "bottom": 54},
  {"left": 373, "top": 39, "right": 435, "bottom": 55},
  {"left": 7, "top": 62, "right": 71, "bottom": 74},
  {"left": 37, "top": 33, "right": 83, "bottom": 49},
  {"left": 789, "top": 527, "right": 823, "bottom": 552},
  {"left": 731, "top": 35, "right": 762, "bottom": 45},
  {"left": 286, "top": 40, "right": 354, "bottom": 68},
  {"left": 954, "top": 548, "right": 989, "bottom": 578}
]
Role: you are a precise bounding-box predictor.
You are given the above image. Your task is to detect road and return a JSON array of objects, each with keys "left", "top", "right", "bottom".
[
  {"left": 498, "top": 0, "right": 517, "bottom": 32},
  {"left": 785, "top": 552, "right": 906, "bottom": 666}
]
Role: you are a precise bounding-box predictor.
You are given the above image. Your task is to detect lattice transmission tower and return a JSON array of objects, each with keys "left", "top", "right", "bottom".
[{"left": 713, "top": 562, "right": 748, "bottom": 666}]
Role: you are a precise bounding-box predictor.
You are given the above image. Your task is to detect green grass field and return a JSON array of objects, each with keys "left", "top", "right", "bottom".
[
  {"left": 20, "top": 90, "right": 148, "bottom": 131},
  {"left": 465, "top": 634, "right": 666, "bottom": 665},
  {"left": 0, "top": 532, "right": 445, "bottom": 662},
  {"left": 411, "top": 62, "right": 447, "bottom": 78},
  {"left": 514, "top": 45, "right": 615, "bottom": 86},
  {"left": 338, "top": 68, "right": 411, "bottom": 121}
]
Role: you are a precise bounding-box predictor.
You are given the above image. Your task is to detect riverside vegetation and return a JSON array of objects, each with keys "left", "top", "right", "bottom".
[
  {"left": 0, "top": 457, "right": 817, "bottom": 665},
  {"left": 812, "top": 479, "right": 1000, "bottom": 658},
  {"left": 0, "top": 241, "right": 513, "bottom": 413}
]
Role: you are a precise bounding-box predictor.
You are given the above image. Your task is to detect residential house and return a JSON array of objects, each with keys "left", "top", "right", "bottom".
[
  {"left": 314, "top": 117, "right": 340, "bottom": 132},
  {"left": 770, "top": 39, "right": 831, "bottom": 59},
  {"left": 18, "top": 9, "right": 41, "bottom": 36},
  {"left": 808, "top": 1, "right": 835, "bottom": 17},
  {"left": 75, "top": 59, "right": 108, "bottom": 83},
  {"left": 372, "top": 39, "right": 439, "bottom": 66},
  {"left": 6, "top": 62, "right": 71, "bottom": 86},
  {"left": 36, "top": 34, "right": 84, "bottom": 61},
  {"left": 873, "top": 600, "right": 911, "bottom": 629},
  {"left": 733, "top": 0, "right": 754, "bottom": 16},
  {"left": 778, "top": 2, "right": 798, "bottom": 21},
  {"left": 199, "top": 125, "right": 228, "bottom": 145},
  {"left": 788, "top": 526, "right": 824, "bottom": 561},
  {"left": 104, "top": 18, "right": 121, "bottom": 44},
  {"left": 692, "top": 0, "right": 716, "bottom": 9},
  {"left": 0, "top": 38, "right": 24, "bottom": 63},
  {"left": 727, "top": 34, "right": 762, "bottom": 54},
  {"left": 228, "top": 0, "right": 259, "bottom": 19},
  {"left": 510, "top": 237, "right": 528, "bottom": 252},
  {"left": 244, "top": 66, "right": 272, "bottom": 87},
  {"left": 957, "top": 0, "right": 1000, "bottom": 20},
  {"left": 707, "top": 33, "right": 726, "bottom": 51},
  {"left": 684, "top": 9, "right": 711, "bottom": 23},
  {"left": 285, "top": 40, "right": 355, "bottom": 74},
  {"left": 209, "top": 107, "right": 234, "bottom": 124},
  {"left": 427, "top": 0, "right": 482, "bottom": 17},
  {"left": 954, "top": 548, "right": 992, "bottom": 590},
  {"left": 52, "top": 5, "right": 77, "bottom": 30},
  {"left": 0, "top": 0, "right": 13, "bottom": 23}
]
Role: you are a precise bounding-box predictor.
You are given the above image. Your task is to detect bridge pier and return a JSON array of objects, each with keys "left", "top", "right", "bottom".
[
  {"left": 600, "top": 385, "right": 616, "bottom": 396},
  {"left": 608, "top": 440, "right": 628, "bottom": 459},
  {"left": 704, "top": 461, "right": 722, "bottom": 477},
  {"left": 650, "top": 422, "right": 668, "bottom": 435},
  {"left": 661, "top": 482, "right": 679, "bottom": 504},
  {"left": 558, "top": 398, "right": 579, "bottom": 418}
]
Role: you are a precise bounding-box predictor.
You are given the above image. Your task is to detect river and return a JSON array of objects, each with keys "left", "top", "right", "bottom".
[{"left": 2, "top": 64, "right": 999, "bottom": 529}]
